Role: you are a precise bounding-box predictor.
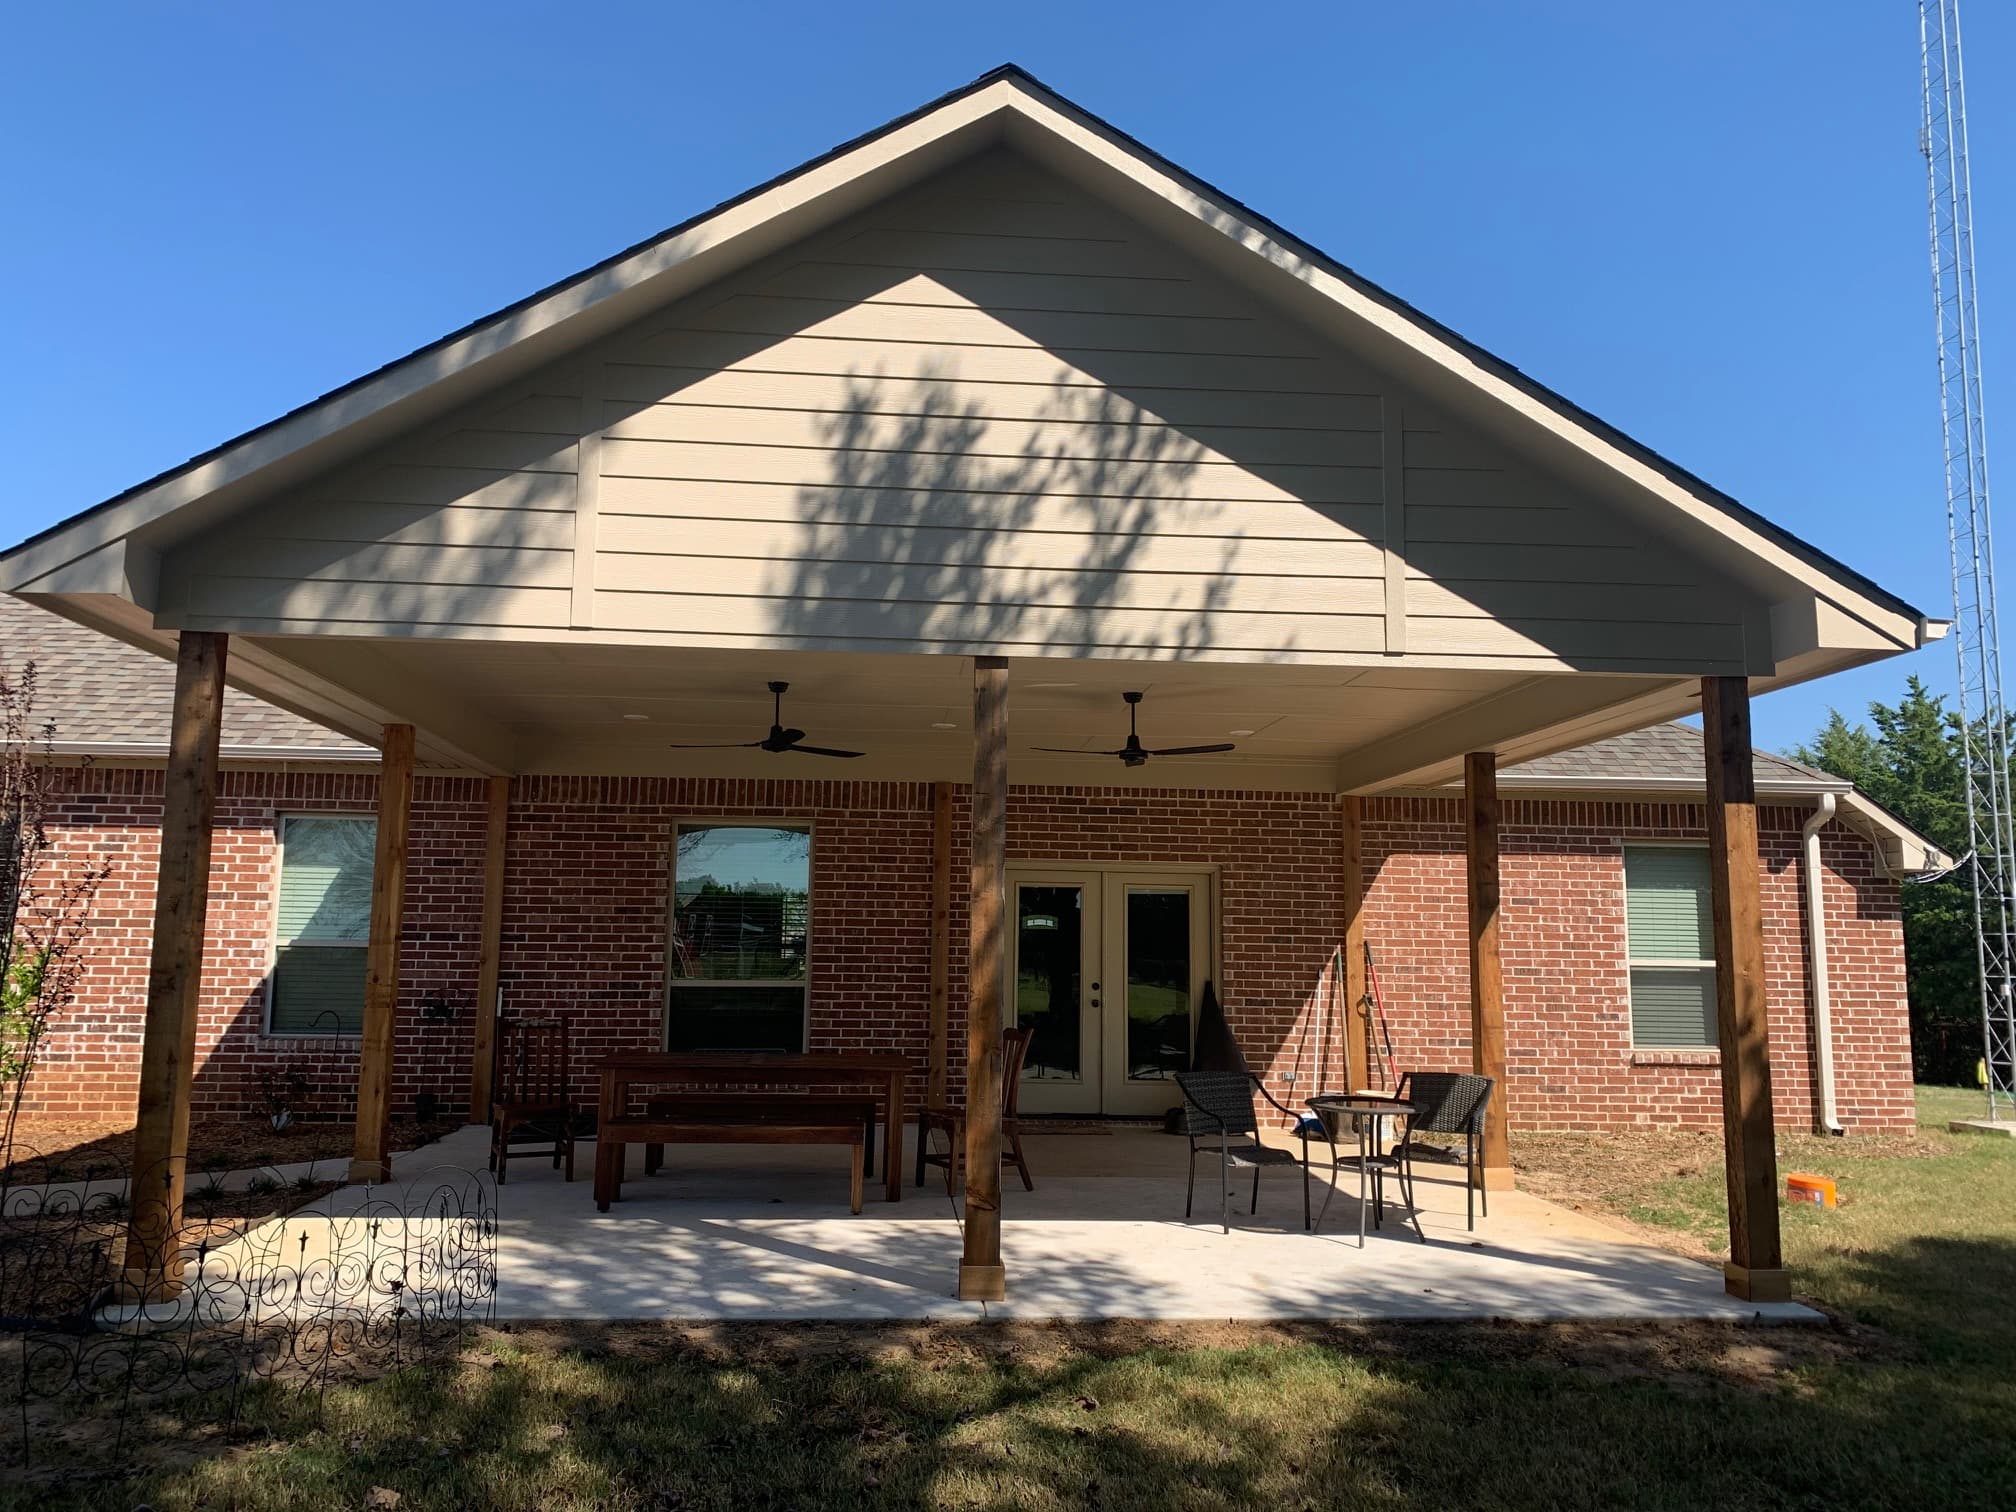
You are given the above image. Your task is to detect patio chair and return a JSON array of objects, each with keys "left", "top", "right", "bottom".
[
  {"left": 1383, "top": 1071, "right": 1494, "bottom": 1230},
  {"left": 1174, "top": 1071, "right": 1312, "bottom": 1233},
  {"left": 490, "top": 1014, "right": 575, "bottom": 1184},
  {"left": 915, "top": 1023, "right": 1034, "bottom": 1197}
]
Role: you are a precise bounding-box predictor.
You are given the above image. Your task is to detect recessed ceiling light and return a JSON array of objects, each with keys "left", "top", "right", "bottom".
[
  {"left": 622, "top": 713, "right": 650, "bottom": 722},
  {"left": 1228, "top": 729, "right": 1256, "bottom": 737},
  {"left": 931, "top": 721, "right": 958, "bottom": 730},
  {"left": 1026, "top": 681, "right": 1080, "bottom": 690}
]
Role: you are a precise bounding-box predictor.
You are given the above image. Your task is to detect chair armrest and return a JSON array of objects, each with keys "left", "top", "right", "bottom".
[{"left": 1248, "top": 1077, "right": 1301, "bottom": 1121}]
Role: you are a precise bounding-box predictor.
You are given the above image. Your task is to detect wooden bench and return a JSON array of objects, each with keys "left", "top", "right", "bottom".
[
  {"left": 593, "top": 1106, "right": 866, "bottom": 1213},
  {"left": 640, "top": 1094, "right": 882, "bottom": 1176}
]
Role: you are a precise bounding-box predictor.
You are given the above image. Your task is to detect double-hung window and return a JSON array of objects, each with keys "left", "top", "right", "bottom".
[
  {"left": 1623, "top": 845, "right": 1718, "bottom": 1049},
  {"left": 667, "top": 823, "right": 810, "bottom": 1052},
  {"left": 269, "top": 815, "right": 376, "bottom": 1036}
]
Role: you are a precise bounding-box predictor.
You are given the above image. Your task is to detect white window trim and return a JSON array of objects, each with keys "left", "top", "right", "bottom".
[
  {"left": 663, "top": 818, "right": 814, "bottom": 1053},
  {"left": 1622, "top": 842, "right": 1718, "bottom": 1051},
  {"left": 263, "top": 812, "right": 376, "bottom": 1039}
]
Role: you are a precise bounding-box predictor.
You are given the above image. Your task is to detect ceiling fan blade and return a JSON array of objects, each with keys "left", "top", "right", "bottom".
[
  {"left": 1144, "top": 744, "right": 1238, "bottom": 756},
  {"left": 1032, "top": 746, "right": 1130, "bottom": 756},
  {"left": 784, "top": 743, "right": 866, "bottom": 759},
  {"left": 665, "top": 741, "right": 767, "bottom": 750}
]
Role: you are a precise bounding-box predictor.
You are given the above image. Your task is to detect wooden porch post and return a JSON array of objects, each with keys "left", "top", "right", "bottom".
[
  {"left": 960, "top": 657, "right": 1008, "bottom": 1301},
  {"left": 927, "top": 780, "right": 953, "bottom": 1107},
  {"left": 1702, "top": 676, "right": 1790, "bottom": 1302},
  {"left": 349, "top": 723, "right": 415, "bottom": 1183},
  {"left": 122, "top": 630, "right": 227, "bottom": 1295},
  {"left": 1465, "top": 752, "right": 1513, "bottom": 1189},
  {"left": 1340, "top": 795, "right": 1370, "bottom": 1092},
  {"left": 467, "top": 773, "right": 510, "bottom": 1124}
]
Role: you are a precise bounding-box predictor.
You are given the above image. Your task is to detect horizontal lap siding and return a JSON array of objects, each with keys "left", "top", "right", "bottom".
[
  {"left": 588, "top": 151, "right": 1389, "bottom": 656},
  {"left": 1400, "top": 412, "right": 1755, "bottom": 671},
  {"left": 21, "top": 771, "right": 1912, "bottom": 1136},
  {"left": 161, "top": 382, "right": 583, "bottom": 632},
  {"left": 156, "top": 147, "right": 1768, "bottom": 671}
]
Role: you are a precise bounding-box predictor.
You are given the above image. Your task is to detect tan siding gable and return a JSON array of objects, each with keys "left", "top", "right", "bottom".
[{"left": 156, "top": 148, "right": 1764, "bottom": 672}]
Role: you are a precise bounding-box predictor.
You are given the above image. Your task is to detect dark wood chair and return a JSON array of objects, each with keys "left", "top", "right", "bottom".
[
  {"left": 490, "top": 1014, "right": 575, "bottom": 1183},
  {"left": 915, "top": 1023, "right": 1034, "bottom": 1196}
]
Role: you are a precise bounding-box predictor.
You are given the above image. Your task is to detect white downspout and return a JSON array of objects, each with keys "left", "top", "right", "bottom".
[{"left": 1802, "top": 793, "right": 1846, "bottom": 1135}]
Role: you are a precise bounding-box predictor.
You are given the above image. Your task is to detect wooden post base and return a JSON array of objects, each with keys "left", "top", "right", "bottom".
[
  {"left": 1723, "top": 1262, "right": 1792, "bottom": 1303},
  {"left": 1476, "top": 1165, "right": 1517, "bottom": 1192},
  {"left": 347, "top": 1157, "right": 392, "bottom": 1185},
  {"left": 958, "top": 1262, "right": 1007, "bottom": 1302},
  {"left": 114, "top": 1264, "right": 186, "bottom": 1305}
]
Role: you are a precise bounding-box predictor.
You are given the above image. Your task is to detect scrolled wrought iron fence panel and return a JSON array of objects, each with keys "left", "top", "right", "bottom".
[{"left": 0, "top": 1139, "right": 497, "bottom": 1465}]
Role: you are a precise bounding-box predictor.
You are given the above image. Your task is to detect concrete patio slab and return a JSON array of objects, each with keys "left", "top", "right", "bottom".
[{"left": 443, "top": 1125, "right": 1820, "bottom": 1324}]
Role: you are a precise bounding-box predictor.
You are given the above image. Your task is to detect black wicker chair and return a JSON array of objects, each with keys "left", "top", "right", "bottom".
[
  {"left": 1384, "top": 1071, "right": 1495, "bottom": 1230},
  {"left": 1174, "top": 1071, "right": 1313, "bottom": 1233}
]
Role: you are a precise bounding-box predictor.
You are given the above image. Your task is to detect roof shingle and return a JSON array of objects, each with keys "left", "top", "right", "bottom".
[{"left": 0, "top": 596, "right": 364, "bottom": 752}]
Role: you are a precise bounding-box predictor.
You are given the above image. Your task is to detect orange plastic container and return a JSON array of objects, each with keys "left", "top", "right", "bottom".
[{"left": 1785, "top": 1172, "right": 1838, "bottom": 1209}]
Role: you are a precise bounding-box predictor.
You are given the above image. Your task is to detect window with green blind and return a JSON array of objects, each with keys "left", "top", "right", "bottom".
[
  {"left": 667, "top": 823, "right": 810, "bottom": 1052},
  {"left": 1623, "top": 846, "right": 1718, "bottom": 1048},
  {"left": 268, "top": 816, "right": 376, "bottom": 1036}
]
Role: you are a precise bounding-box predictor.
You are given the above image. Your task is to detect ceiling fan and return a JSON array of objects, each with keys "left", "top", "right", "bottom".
[
  {"left": 1035, "top": 691, "right": 1236, "bottom": 768},
  {"left": 666, "top": 681, "right": 864, "bottom": 759}
]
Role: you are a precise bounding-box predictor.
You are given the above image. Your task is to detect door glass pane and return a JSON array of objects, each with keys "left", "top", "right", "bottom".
[
  {"left": 1126, "top": 890, "right": 1192, "bottom": 1081},
  {"left": 1017, "top": 885, "right": 1083, "bottom": 1080}
]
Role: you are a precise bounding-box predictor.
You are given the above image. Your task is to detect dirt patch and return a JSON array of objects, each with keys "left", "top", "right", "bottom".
[{"left": 3, "top": 1115, "right": 460, "bottom": 1184}]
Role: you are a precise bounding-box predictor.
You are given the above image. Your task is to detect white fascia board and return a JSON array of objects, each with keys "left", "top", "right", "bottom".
[{"left": 1492, "top": 773, "right": 1854, "bottom": 796}]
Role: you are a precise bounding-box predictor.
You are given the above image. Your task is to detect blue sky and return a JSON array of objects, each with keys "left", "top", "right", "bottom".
[{"left": 3, "top": 2, "right": 2005, "bottom": 754}]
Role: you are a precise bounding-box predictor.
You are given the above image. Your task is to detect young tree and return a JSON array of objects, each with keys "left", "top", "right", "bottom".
[
  {"left": 0, "top": 663, "right": 112, "bottom": 1156},
  {"left": 1792, "top": 677, "right": 1984, "bottom": 1083}
]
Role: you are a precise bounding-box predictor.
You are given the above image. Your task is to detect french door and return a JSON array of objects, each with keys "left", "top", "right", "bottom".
[{"left": 1008, "top": 867, "right": 1214, "bottom": 1116}]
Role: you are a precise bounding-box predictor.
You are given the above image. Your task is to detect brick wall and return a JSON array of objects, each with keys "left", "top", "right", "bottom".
[{"left": 17, "top": 768, "right": 1915, "bottom": 1134}]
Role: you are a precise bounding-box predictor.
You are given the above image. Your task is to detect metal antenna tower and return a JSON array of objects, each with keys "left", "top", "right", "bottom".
[{"left": 1921, "top": 0, "right": 2016, "bottom": 1118}]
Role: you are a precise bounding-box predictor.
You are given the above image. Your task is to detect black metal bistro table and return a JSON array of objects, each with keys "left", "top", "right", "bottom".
[{"left": 1306, "top": 1094, "right": 1424, "bottom": 1245}]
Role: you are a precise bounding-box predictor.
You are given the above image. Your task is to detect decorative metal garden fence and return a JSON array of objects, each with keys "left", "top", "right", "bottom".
[{"left": 0, "top": 1142, "right": 498, "bottom": 1465}]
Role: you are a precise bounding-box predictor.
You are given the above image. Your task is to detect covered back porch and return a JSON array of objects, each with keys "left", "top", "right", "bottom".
[{"left": 0, "top": 69, "right": 1938, "bottom": 1310}]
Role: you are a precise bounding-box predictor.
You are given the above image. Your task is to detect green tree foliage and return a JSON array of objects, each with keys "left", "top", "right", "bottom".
[{"left": 1793, "top": 677, "right": 1986, "bottom": 1082}]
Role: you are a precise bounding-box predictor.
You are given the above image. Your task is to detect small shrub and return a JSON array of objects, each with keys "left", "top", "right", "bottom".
[{"left": 243, "top": 1174, "right": 282, "bottom": 1198}]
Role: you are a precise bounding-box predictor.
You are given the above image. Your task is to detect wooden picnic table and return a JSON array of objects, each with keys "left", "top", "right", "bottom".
[{"left": 594, "top": 1051, "right": 916, "bottom": 1203}]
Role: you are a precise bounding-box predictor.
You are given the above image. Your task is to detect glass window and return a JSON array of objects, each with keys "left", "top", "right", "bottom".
[
  {"left": 1623, "top": 846, "right": 1717, "bottom": 1048},
  {"left": 668, "top": 824, "right": 809, "bottom": 1052},
  {"left": 270, "top": 816, "right": 376, "bottom": 1035}
]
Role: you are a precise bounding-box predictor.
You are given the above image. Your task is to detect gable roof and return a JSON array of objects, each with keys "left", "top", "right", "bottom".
[{"left": 0, "top": 64, "right": 1939, "bottom": 662}]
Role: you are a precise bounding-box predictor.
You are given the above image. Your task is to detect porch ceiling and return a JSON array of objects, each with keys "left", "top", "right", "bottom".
[{"left": 251, "top": 632, "right": 1680, "bottom": 792}]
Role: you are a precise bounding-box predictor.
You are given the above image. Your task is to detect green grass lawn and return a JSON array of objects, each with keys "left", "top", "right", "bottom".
[{"left": 15, "top": 1088, "right": 2015, "bottom": 1511}]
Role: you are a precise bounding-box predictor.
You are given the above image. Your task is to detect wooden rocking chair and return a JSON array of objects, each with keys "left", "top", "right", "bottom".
[
  {"left": 490, "top": 1014, "right": 575, "bottom": 1183},
  {"left": 915, "top": 1023, "right": 1035, "bottom": 1196}
]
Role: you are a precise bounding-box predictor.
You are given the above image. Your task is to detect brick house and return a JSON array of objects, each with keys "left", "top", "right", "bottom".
[
  {"left": 10, "top": 593, "right": 1938, "bottom": 1140},
  {"left": 0, "top": 68, "right": 1948, "bottom": 1301}
]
